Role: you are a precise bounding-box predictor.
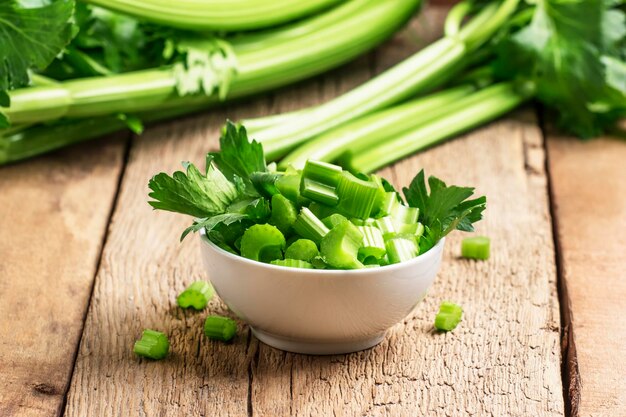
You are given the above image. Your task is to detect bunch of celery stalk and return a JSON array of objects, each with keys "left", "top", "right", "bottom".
[
  {"left": 1, "top": 0, "right": 624, "bottom": 171},
  {"left": 247, "top": 0, "right": 626, "bottom": 172},
  {"left": 0, "top": 0, "right": 420, "bottom": 163}
]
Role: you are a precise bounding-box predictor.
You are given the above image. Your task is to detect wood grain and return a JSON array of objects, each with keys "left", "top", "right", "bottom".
[
  {"left": 0, "top": 137, "right": 126, "bottom": 417},
  {"left": 547, "top": 131, "right": 626, "bottom": 417},
  {"left": 63, "top": 5, "right": 564, "bottom": 416}
]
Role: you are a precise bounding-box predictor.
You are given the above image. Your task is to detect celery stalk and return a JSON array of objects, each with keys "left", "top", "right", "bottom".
[
  {"left": 278, "top": 85, "right": 476, "bottom": 169},
  {"left": 347, "top": 82, "right": 530, "bottom": 173},
  {"left": 253, "top": 0, "right": 522, "bottom": 160},
  {"left": 84, "top": 0, "right": 343, "bottom": 31}
]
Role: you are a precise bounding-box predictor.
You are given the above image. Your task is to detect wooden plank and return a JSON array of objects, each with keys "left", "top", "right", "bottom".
[
  {"left": 64, "top": 5, "right": 564, "bottom": 416},
  {"left": 0, "top": 137, "right": 126, "bottom": 417},
  {"left": 546, "top": 130, "right": 626, "bottom": 416}
]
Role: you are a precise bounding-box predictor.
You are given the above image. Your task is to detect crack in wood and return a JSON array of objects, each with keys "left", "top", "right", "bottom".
[{"left": 539, "top": 107, "right": 580, "bottom": 417}]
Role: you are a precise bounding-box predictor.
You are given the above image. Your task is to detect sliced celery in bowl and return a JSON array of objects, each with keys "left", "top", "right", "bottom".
[{"left": 199, "top": 229, "right": 445, "bottom": 354}]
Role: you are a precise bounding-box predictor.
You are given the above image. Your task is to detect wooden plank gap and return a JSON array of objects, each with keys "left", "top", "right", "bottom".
[{"left": 537, "top": 107, "right": 580, "bottom": 417}]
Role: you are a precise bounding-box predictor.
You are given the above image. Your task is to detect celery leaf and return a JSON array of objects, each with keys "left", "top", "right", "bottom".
[
  {"left": 0, "top": 0, "right": 75, "bottom": 91},
  {"left": 210, "top": 121, "right": 266, "bottom": 192},
  {"left": 403, "top": 170, "right": 486, "bottom": 252},
  {"left": 148, "top": 154, "right": 238, "bottom": 218},
  {"left": 495, "top": 0, "right": 626, "bottom": 137}
]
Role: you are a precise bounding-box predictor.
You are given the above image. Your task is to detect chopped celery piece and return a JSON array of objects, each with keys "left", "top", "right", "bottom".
[
  {"left": 285, "top": 239, "right": 319, "bottom": 262},
  {"left": 362, "top": 255, "right": 381, "bottom": 265},
  {"left": 461, "top": 236, "right": 490, "bottom": 260},
  {"left": 397, "top": 222, "right": 425, "bottom": 239},
  {"left": 240, "top": 224, "right": 286, "bottom": 263},
  {"left": 434, "top": 301, "right": 463, "bottom": 331},
  {"left": 270, "top": 194, "right": 298, "bottom": 234},
  {"left": 300, "top": 160, "right": 342, "bottom": 205},
  {"left": 397, "top": 223, "right": 418, "bottom": 234},
  {"left": 300, "top": 178, "right": 339, "bottom": 206},
  {"left": 271, "top": 259, "right": 315, "bottom": 269},
  {"left": 322, "top": 213, "right": 348, "bottom": 229},
  {"left": 275, "top": 173, "right": 304, "bottom": 204},
  {"left": 391, "top": 204, "right": 419, "bottom": 225},
  {"left": 335, "top": 171, "right": 379, "bottom": 219},
  {"left": 378, "top": 255, "right": 390, "bottom": 266},
  {"left": 302, "top": 160, "right": 342, "bottom": 186},
  {"left": 134, "top": 329, "right": 169, "bottom": 360},
  {"left": 310, "top": 255, "right": 328, "bottom": 269},
  {"left": 385, "top": 237, "right": 419, "bottom": 264},
  {"left": 378, "top": 192, "right": 399, "bottom": 217},
  {"left": 357, "top": 226, "right": 386, "bottom": 260},
  {"left": 320, "top": 219, "right": 364, "bottom": 269},
  {"left": 204, "top": 316, "right": 237, "bottom": 342},
  {"left": 370, "top": 174, "right": 387, "bottom": 217},
  {"left": 308, "top": 201, "right": 341, "bottom": 219},
  {"left": 350, "top": 217, "right": 376, "bottom": 227},
  {"left": 293, "top": 207, "right": 329, "bottom": 244},
  {"left": 415, "top": 222, "right": 425, "bottom": 238},
  {"left": 375, "top": 216, "right": 397, "bottom": 238},
  {"left": 365, "top": 264, "right": 381, "bottom": 268},
  {"left": 177, "top": 281, "right": 214, "bottom": 310}
]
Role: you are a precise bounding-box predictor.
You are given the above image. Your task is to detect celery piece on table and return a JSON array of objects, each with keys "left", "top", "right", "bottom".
[
  {"left": 434, "top": 301, "right": 463, "bottom": 331},
  {"left": 177, "top": 281, "right": 214, "bottom": 310},
  {"left": 134, "top": 329, "right": 170, "bottom": 360},
  {"left": 461, "top": 236, "right": 490, "bottom": 260},
  {"left": 204, "top": 316, "right": 237, "bottom": 342}
]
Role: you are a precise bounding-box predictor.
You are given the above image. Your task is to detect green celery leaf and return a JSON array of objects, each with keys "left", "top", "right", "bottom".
[
  {"left": 250, "top": 171, "right": 282, "bottom": 198},
  {"left": 494, "top": 0, "right": 626, "bottom": 137},
  {"left": 43, "top": 4, "right": 171, "bottom": 79},
  {"left": 227, "top": 197, "right": 271, "bottom": 221},
  {"left": 181, "top": 213, "right": 248, "bottom": 241},
  {"left": 0, "top": 0, "right": 75, "bottom": 91},
  {"left": 403, "top": 170, "right": 486, "bottom": 251},
  {"left": 148, "top": 154, "right": 238, "bottom": 218},
  {"left": 211, "top": 121, "right": 267, "bottom": 188},
  {"left": 0, "top": 91, "right": 9, "bottom": 107}
]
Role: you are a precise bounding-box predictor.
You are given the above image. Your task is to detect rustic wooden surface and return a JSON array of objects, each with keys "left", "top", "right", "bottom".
[
  {"left": 0, "top": 4, "right": 623, "bottom": 417},
  {"left": 546, "top": 131, "right": 626, "bottom": 417},
  {"left": 0, "top": 137, "right": 127, "bottom": 416}
]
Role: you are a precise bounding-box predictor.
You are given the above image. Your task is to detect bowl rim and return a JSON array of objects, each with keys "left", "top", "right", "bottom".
[{"left": 199, "top": 228, "right": 445, "bottom": 276}]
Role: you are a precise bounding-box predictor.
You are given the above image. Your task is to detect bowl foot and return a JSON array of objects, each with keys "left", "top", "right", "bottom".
[{"left": 250, "top": 328, "right": 386, "bottom": 355}]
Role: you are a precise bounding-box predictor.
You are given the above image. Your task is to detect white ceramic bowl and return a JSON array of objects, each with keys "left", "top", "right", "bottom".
[{"left": 199, "top": 230, "right": 445, "bottom": 354}]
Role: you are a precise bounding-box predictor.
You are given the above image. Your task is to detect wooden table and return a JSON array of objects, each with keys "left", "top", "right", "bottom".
[{"left": 1, "top": 5, "right": 624, "bottom": 416}]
